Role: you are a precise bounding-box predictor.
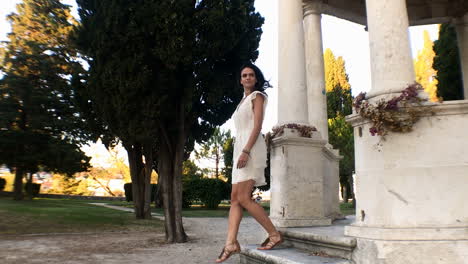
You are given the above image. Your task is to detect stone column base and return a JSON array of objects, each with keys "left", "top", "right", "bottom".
[
  {"left": 345, "top": 100, "right": 468, "bottom": 264},
  {"left": 272, "top": 218, "right": 331, "bottom": 227},
  {"left": 269, "top": 128, "right": 341, "bottom": 228},
  {"left": 345, "top": 226, "right": 468, "bottom": 264}
]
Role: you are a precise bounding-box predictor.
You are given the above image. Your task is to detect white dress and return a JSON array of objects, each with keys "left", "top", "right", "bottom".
[{"left": 231, "top": 91, "right": 268, "bottom": 187}]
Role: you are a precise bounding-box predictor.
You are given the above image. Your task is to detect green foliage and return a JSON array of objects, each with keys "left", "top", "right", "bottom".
[
  {"left": 257, "top": 145, "right": 271, "bottom": 192},
  {"left": 197, "top": 178, "right": 230, "bottom": 209},
  {"left": 433, "top": 23, "right": 464, "bottom": 100},
  {"left": 0, "top": 198, "right": 164, "bottom": 234},
  {"left": 324, "top": 49, "right": 354, "bottom": 201},
  {"left": 0, "top": 0, "right": 91, "bottom": 198},
  {"left": 24, "top": 182, "right": 41, "bottom": 197},
  {"left": 124, "top": 183, "right": 132, "bottom": 202},
  {"left": 328, "top": 116, "right": 354, "bottom": 201},
  {"left": 222, "top": 133, "right": 234, "bottom": 184},
  {"left": 0, "top": 178, "right": 6, "bottom": 191},
  {"left": 182, "top": 159, "right": 203, "bottom": 208},
  {"left": 183, "top": 178, "right": 230, "bottom": 209},
  {"left": 74, "top": 0, "right": 264, "bottom": 234},
  {"left": 324, "top": 49, "right": 352, "bottom": 119},
  {"left": 124, "top": 183, "right": 158, "bottom": 203},
  {"left": 196, "top": 128, "right": 231, "bottom": 178},
  {"left": 182, "top": 159, "right": 204, "bottom": 179},
  {"left": 182, "top": 177, "right": 201, "bottom": 208},
  {"left": 74, "top": 0, "right": 263, "bottom": 147}
]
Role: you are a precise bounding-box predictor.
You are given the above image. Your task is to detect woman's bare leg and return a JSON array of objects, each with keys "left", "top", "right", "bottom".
[
  {"left": 216, "top": 184, "right": 243, "bottom": 262},
  {"left": 236, "top": 180, "right": 279, "bottom": 237},
  {"left": 225, "top": 184, "right": 243, "bottom": 245},
  {"left": 217, "top": 180, "right": 281, "bottom": 262}
]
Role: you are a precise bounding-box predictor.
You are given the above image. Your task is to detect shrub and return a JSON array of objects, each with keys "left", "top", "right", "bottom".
[
  {"left": 124, "top": 183, "right": 158, "bottom": 203},
  {"left": 24, "top": 182, "right": 41, "bottom": 197},
  {"left": 183, "top": 178, "right": 230, "bottom": 209},
  {"left": 182, "top": 176, "right": 203, "bottom": 208},
  {"left": 124, "top": 183, "right": 132, "bottom": 202},
  {"left": 0, "top": 178, "right": 6, "bottom": 191}
]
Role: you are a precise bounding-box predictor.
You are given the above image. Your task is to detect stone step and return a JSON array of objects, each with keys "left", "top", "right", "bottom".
[
  {"left": 278, "top": 216, "right": 356, "bottom": 260},
  {"left": 281, "top": 229, "right": 355, "bottom": 259},
  {"left": 239, "top": 244, "right": 351, "bottom": 264}
]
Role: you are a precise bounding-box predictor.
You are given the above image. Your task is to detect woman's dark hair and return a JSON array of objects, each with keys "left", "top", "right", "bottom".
[{"left": 239, "top": 63, "right": 272, "bottom": 92}]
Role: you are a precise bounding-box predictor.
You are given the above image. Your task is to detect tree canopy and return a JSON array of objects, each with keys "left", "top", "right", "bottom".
[
  {"left": 323, "top": 48, "right": 354, "bottom": 202},
  {"left": 0, "top": 0, "right": 91, "bottom": 200},
  {"left": 74, "top": 0, "right": 264, "bottom": 242},
  {"left": 414, "top": 30, "right": 438, "bottom": 102},
  {"left": 195, "top": 128, "right": 231, "bottom": 179}
]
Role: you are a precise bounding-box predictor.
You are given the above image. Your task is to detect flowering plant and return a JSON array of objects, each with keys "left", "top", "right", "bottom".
[
  {"left": 353, "top": 83, "right": 428, "bottom": 137},
  {"left": 271, "top": 123, "right": 317, "bottom": 138}
]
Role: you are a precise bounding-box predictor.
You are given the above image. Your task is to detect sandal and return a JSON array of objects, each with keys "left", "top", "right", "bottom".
[
  {"left": 216, "top": 241, "right": 241, "bottom": 263},
  {"left": 257, "top": 231, "right": 283, "bottom": 250}
]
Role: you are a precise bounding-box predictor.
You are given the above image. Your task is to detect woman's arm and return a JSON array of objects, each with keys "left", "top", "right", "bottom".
[{"left": 237, "top": 93, "right": 265, "bottom": 168}]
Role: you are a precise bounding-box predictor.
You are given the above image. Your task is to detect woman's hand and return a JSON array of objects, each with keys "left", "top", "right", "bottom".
[{"left": 237, "top": 152, "right": 250, "bottom": 169}]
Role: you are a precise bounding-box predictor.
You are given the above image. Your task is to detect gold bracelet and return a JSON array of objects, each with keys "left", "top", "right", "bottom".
[{"left": 242, "top": 149, "right": 250, "bottom": 156}]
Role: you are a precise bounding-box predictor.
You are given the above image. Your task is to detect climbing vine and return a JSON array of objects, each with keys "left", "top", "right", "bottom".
[{"left": 353, "top": 83, "right": 430, "bottom": 137}]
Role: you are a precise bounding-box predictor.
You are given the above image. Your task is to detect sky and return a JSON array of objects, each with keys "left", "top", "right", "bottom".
[{"left": 0, "top": 0, "right": 438, "bottom": 168}]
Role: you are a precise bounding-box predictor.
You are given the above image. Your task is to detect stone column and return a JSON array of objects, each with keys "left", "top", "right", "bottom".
[
  {"left": 456, "top": 13, "right": 468, "bottom": 99},
  {"left": 278, "top": 0, "right": 309, "bottom": 125},
  {"left": 304, "top": 1, "right": 328, "bottom": 141},
  {"left": 366, "top": 0, "right": 415, "bottom": 98},
  {"left": 344, "top": 2, "right": 468, "bottom": 263},
  {"left": 270, "top": 0, "right": 341, "bottom": 228}
]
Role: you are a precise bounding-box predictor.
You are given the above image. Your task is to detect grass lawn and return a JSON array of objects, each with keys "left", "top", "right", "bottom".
[
  {"left": 108, "top": 201, "right": 356, "bottom": 217},
  {"left": 0, "top": 198, "right": 164, "bottom": 235},
  {"left": 108, "top": 200, "right": 270, "bottom": 217},
  {"left": 340, "top": 202, "right": 356, "bottom": 216}
]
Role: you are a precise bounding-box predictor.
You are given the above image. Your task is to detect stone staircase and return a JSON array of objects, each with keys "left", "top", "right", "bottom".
[{"left": 239, "top": 216, "right": 356, "bottom": 264}]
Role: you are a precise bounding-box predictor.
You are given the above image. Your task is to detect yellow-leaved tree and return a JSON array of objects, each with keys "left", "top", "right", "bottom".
[{"left": 414, "top": 30, "right": 439, "bottom": 102}]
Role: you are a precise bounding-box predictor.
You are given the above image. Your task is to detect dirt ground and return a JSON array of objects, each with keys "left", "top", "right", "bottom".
[{"left": 0, "top": 216, "right": 266, "bottom": 264}]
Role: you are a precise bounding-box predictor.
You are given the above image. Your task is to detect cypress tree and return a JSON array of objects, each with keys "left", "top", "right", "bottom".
[
  {"left": 433, "top": 23, "right": 464, "bottom": 100},
  {"left": 74, "top": 0, "right": 263, "bottom": 242}
]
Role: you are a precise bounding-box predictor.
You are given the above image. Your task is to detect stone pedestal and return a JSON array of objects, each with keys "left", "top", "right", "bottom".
[
  {"left": 270, "top": 128, "right": 341, "bottom": 227},
  {"left": 344, "top": 100, "right": 468, "bottom": 264}
]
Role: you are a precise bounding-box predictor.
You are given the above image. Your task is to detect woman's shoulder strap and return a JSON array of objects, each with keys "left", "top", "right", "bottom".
[{"left": 250, "top": 91, "right": 268, "bottom": 99}]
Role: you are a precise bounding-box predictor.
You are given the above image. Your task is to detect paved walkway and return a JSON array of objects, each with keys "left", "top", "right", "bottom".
[
  {"left": 1, "top": 203, "right": 267, "bottom": 264},
  {"left": 89, "top": 203, "right": 166, "bottom": 220}
]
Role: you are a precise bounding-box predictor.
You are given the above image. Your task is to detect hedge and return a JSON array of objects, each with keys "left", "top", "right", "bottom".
[
  {"left": 183, "top": 178, "right": 230, "bottom": 209},
  {"left": 24, "top": 182, "right": 41, "bottom": 197},
  {"left": 0, "top": 178, "right": 6, "bottom": 191},
  {"left": 124, "top": 183, "right": 159, "bottom": 204}
]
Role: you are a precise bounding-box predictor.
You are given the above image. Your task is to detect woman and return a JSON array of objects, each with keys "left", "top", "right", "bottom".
[{"left": 216, "top": 63, "right": 283, "bottom": 263}]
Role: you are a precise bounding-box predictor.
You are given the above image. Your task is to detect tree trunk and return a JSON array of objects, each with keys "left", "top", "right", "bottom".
[
  {"left": 142, "top": 143, "right": 153, "bottom": 216},
  {"left": 172, "top": 130, "right": 187, "bottom": 242},
  {"left": 159, "top": 139, "right": 187, "bottom": 243},
  {"left": 159, "top": 103, "right": 188, "bottom": 243},
  {"left": 26, "top": 173, "right": 33, "bottom": 200},
  {"left": 215, "top": 150, "right": 219, "bottom": 178},
  {"left": 126, "top": 143, "right": 152, "bottom": 219},
  {"left": 13, "top": 168, "right": 24, "bottom": 200}
]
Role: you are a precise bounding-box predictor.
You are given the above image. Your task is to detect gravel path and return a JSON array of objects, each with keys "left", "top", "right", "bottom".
[{"left": 0, "top": 205, "right": 267, "bottom": 264}]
